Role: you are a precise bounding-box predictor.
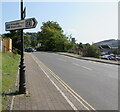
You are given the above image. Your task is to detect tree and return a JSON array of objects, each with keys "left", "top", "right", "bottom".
[
  {"left": 78, "top": 43, "right": 83, "bottom": 49},
  {"left": 2, "top": 31, "right": 38, "bottom": 53},
  {"left": 64, "top": 41, "right": 74, "bottom": 51},
  {"left": 82, "top": 44, "right": 100, "bottom": 58},
  {"left": 2, "top": 30, "right": 21, "bottom": 54},
  {"left": 37, "top": 21, "right": 74, "bottom": 51},
  {"left": 25, "top": 32, "right": 38, "bottom": 47},
  {"left": 24, "top": 34, "right": 31, "bottom": 47}
]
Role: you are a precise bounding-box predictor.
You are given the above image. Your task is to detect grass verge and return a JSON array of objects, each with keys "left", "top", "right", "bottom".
[{"left": 0, "top": 52, "right": 20, "bottom": 110}]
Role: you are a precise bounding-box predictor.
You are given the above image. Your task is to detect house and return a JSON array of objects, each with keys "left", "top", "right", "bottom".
[
  {"left": 93, "top": 39, "right": 119, "bottom": 55},
  {"left": 99, "top": 44, "right": 117, "bottom": 55}
]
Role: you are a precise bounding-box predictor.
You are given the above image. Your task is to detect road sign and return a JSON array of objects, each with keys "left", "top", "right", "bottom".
[{"left": 5, "top": 18, "right": 38, "bottom": 31}]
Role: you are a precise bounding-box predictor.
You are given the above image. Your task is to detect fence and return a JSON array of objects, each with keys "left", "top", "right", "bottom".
[{"left": 0, "top": 38, "right": 12, "bottom": 52}]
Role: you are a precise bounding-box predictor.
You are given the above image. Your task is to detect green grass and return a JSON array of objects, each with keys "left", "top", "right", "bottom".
[{"left": 0, "top": 52, "right": 20, "bottom": 110}]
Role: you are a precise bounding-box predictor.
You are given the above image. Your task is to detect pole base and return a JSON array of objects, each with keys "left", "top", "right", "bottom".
[{"left": 19, "top": 65, "right": 26, "bottom": 94}]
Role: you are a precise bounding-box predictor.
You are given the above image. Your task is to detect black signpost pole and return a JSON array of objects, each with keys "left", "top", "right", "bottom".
[
  {"left": 5, "top": 0, "right": 37, "bottom": 94},
  {"left": 19, "top": 0, "right": 26, "bottom": 94}
]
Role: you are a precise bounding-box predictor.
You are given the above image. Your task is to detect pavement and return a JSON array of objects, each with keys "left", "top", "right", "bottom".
[
  {"left": 57, "top": 52, "right": 120, "bottom": 65},
  {"left": 12, "top": 53, "right": 95, "bottom": 111},
  {"left": 12, "top": 53, "right": 75, "bottom": 111}
]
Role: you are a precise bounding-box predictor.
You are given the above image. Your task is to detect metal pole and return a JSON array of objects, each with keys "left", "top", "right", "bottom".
[{"left": 19, "top": 0, "right": 26, "bottom": 94}]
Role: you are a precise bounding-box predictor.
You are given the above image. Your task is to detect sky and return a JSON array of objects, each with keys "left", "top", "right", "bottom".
[{"left": 1, "top": 0, "right": 118, "bottom": 44}]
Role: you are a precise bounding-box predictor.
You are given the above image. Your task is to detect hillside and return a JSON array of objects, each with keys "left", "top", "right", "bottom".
[{"left": 94, "top": 39, "right": 120, "bottom": 47}]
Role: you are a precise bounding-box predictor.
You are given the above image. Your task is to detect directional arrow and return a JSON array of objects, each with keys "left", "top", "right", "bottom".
[
  {"left": 5, "top": 18, "right": 38, "bottom": 31},
  {"left": 32, "top": 18, "right": 38, "bottom": 28}
]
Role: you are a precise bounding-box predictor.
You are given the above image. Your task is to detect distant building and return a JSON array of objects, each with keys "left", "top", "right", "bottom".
[
  {"left": 94, "top": 39, "right": 120, "bottom": 47},
  {"left": 93, "top": 39, "right": 119, "bottom": 55},
  {"left": 71, "top": 38, "right": 75, "bottom": 44},
  {"left": 98, "top": 44, "right": 117, "bottom": 55}
]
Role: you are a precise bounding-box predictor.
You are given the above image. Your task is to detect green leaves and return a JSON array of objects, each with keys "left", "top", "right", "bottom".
[
  {"left": 2, "top": 21, "right": 74, "bottom": 52},
  {"left": 82, "top": 44, "right": 100, "bottom": 58},
  {"left": 37, "top": 21, "right": 73, "bottom": 51},
  {"left": 24, "top": 34, "right": 31, "bottom": 47}
]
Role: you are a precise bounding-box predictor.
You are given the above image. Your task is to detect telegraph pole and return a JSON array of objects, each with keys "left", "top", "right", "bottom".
[{"left": 19, "top": 0, "right": 26, "bottom": 94}]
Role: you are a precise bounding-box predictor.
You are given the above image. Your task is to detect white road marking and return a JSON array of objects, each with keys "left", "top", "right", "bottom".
[
  {"left": 81, "top": 66, "right": 92, "bottom": 71},
  {"left": 57, "top": 58, "right": 66, "bottom": 62},
  {"left": 73, "top": 63, "right": 80, "bottom": 66},
  {"left": 73, "top": 63, "right": 92, "bottom": 71},
  {"left": 32, "top": 54, "right": 79, "bottom": 112},
  {"left": 45, "top": 73, "right": 78, "bottom": 111},
  {"left": 32, "top": 54, "right": 96, "bottom": 111}
]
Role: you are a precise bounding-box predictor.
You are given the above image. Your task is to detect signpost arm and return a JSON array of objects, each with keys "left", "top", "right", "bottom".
[{"left": 19, "top": 0, "right": 26, "bottom": 94}]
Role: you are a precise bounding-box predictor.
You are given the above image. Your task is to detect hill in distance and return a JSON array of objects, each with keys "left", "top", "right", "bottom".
[{"left": 94, "top": 39, "right": 120, "bottom": 47}]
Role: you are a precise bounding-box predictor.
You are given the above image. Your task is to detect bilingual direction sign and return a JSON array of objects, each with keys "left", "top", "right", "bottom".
[{"left": 5, "top": 18, "right": 37, "bottom": 31}]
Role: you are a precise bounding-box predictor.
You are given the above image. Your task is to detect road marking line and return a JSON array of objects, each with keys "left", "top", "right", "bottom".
[
  {"left": 31, "top": 54, "right": 78, "bottom": 112},
  {"left": 81, "top": 66, "right": 92, "bottom": 71},
  {"left": 46, "top": 67, "right": 94, "bottom": 111},
  {"left": 46, "top": 69, "right": 90, "bottom": 110},
  {"left": 92, "top": 62, "right": 96, "bottom": 63},
  {"left": 32, "top": 54, "right": 96, "bottom": 111},
  {"left": 42, "top": 69, "right": 78, "bottom": 112},
  {"left": 73, "top": 63, "right": 80, "bottom": 66},
  {"left": 57, "top": 58, "right": 66, "bottom": 62},
  {"left": 73, "top": 63, "right": 92, "bottom": 71}
]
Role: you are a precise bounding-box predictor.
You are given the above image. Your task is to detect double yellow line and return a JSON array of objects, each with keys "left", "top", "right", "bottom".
[{"left": 32, "top": 54, "right": 97, "bottom": 112}]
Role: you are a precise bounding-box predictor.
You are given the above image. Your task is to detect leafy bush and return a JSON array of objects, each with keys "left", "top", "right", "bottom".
[{"left": 82, "top": 44, "right": 100, "bottom": 58}]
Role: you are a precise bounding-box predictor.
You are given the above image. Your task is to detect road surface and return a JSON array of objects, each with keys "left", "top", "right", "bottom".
[{"left": 33, "top": 52, "right": 118, "bottom": 110}]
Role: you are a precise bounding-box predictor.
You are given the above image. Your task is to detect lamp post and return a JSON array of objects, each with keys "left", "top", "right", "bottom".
[{"left": 19, "top": 0, "right": 26, "bottom": 94}]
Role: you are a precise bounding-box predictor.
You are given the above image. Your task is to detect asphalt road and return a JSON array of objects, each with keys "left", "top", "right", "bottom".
[{"left": 33, "top": 52, "right": 118, "bottom": 110}]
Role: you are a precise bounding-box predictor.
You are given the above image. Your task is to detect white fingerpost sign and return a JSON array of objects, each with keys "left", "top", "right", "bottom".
[{"left": 5, "top": 18, "right": 37, "bottom": 31}]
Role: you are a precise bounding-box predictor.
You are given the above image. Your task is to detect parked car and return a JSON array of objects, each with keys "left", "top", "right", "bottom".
[
  {"left": 107, "top": 55, "right": 116, "bottom": 61},
  {"left": 100, "top": 55, "right": 117, "bottom": 61},
  {"left": 115, "top": 56, "right": 120, "bottom": 61},
  {"left": 100, "top": 55, "right": 109, "bottom": 60},
  {"left": 25, "top": 47, "right": 34, "bottom": 52},
  {"left": 32, "top": 48, "right": 36, "bottom": 52}
]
